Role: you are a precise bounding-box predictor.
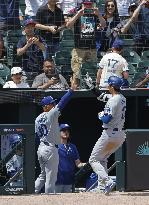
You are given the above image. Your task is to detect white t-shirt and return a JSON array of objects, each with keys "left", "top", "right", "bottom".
[
  {"left": 116, "top": 0, "right": 137, "bottom": 17},
  {"left": 25, "top": 0, "right": 48, "bottom": 16},
  {"left": 3, "top": 81, "right": 30, "bottom": 88},
  {"left": 99, "top": 52, "right": 128, "bottom": 87},
  {"left": 58, "top": 0, "right": 82, "bottom": 15}
]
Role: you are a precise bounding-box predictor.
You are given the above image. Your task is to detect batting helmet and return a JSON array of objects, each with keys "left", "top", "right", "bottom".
[
  {"left": 40, "top": 96, "right": 56, "bottom": 107},
  {"left": 60, "top": 124, "right": 70, "bottom": 131},
  {"left": 108, "top": 76, "right": 122, "bottom": 89}
]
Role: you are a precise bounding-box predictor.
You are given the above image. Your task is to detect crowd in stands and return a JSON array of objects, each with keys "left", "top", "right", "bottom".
[{"left": 0, "top": 0, "right": 149, "bottom": 89}]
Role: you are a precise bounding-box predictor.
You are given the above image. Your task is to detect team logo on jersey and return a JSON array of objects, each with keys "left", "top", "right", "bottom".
[{"left": 136, "top": 141, "right": 149, "bottom": 155}]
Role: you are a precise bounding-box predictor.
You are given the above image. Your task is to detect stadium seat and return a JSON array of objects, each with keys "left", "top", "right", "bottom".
[
  {"left": 128, "top": 63, "right": 136, "bottom": 75},
  {"left": 61, "top": 29, "right": 74, "bottom": 40},
  {"left": 141, "top": 50, "right": 149, "bottom": 61},
  {"left": 136, "top": 61, "right": 149, "bottom": 72},
  {"left": 54, "top": 51, "right": 72, "bottom": 85},
  {"left": 0, "top": 63, "right": 11, "bottom": 85},
  {"left": 123, "top": 39, "right": 135, "bottom": 46},
  {"left": 54, "top": 50, "right": 71, "bottom": 66},
  {"left": 121, "top": 48, "right": 141, "bottom": 67},
  {"left": 0, "top": 77, "right": 5, "bottom": 87},
  {"left": 130, "top": 71, "right": 145, "bottom": 87},
  {"left": 59, "top": 40, "right": 75, "bottom": 53},
  {"left": 3, "top": 30, "right": 23, "bottom": 67}
]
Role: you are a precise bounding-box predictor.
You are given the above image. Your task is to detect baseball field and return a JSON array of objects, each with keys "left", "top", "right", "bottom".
[{"left": 0, "top": 192, "right": 149, "bottom": 205}]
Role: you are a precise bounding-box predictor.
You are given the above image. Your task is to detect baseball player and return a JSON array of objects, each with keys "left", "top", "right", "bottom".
[
  {"left": 96, "top": 39, "right": 129, "bottom": 88},
  {"left": 35, "top": 79, "right": 77, "bottom": 194},
  {"left": 85, "top": 75, "right": 126, "bottom": 195},
  {"left": 55, "top": 123, "right": 85, "bottom": 193}
]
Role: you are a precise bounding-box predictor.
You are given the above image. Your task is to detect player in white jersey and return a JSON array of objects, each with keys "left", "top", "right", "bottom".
[
  {"left": 35, "top": 79, "right": 77, "bottom": 194},
  {"left": 85, "top": 75, "right": 126, "bottom": 195},
  {"left": 96, "top": 39, "right": 129, "bottom": 88}
]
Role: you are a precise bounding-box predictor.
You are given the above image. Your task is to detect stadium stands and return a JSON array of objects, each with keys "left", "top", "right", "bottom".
[{"left": 0, "top": 1, "right": 149, "bottom": 89}]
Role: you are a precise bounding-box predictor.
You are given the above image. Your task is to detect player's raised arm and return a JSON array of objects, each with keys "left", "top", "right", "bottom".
[{"left": 57, "top": 78, "right": 77, "bottom": 111}]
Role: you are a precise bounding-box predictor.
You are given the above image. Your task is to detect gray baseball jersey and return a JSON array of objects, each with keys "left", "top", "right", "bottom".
[
  {"left": 102, "top": 94, "right": 126, "bottom": 129},
  {"left": 35, "top": 105, "right": 61, "bottom": 145}
]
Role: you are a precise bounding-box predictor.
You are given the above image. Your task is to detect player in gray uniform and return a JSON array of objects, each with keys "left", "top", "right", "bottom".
[
  {"left": 35, "top": 79, "right": 77, "bottom": 194},
  {"left": 85, "top": 75, "right": 126, "bottom": 195}
]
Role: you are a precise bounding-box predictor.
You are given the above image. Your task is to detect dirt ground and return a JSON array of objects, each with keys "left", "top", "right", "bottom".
[{"left": 0, "top": 192, "right": 149, "bottom": 205}]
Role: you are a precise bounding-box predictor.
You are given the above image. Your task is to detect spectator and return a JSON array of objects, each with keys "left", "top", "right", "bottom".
[
  {"left": 17, "top": 19, "right": 46, "bottom": 85},
  {"left": 113, "top": 0, "right": 149, "bottom": 55},
  {"left": 55, "top": 124, "right": 85, "bottom": 193},
  {"left": 3, "top": 67, "right": 30, "bottom": 88},
  {"left": 66, "top": 0, "right": 106, "bottom": 89},
  {"left": 0, "top": 0, "right": 21, "bottom": 31},
  {"left": 24, "top": 0, "right": 48, "bottom": 19},
  {"left": 115, "top": 0, "right": 137, "bottom": 20},
  {"left": 96, "top": 39, "right": 129, "bottom": 88},
  {"left": 32, "top": 58, "right": 69, "bottom": 90},
  {"left": 96, "top": 0, "right": 120, "bottom": 52},
  {"left": 35, "top": 0, "right": 66, "bottom": 58}
]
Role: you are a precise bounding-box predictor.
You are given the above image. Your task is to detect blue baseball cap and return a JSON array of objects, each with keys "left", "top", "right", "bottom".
[
  {"left": 23, "top": 19, "right": 36, "bottom": 27},
  {"left": 60, "top": 124, "right": 70, "bottom": 131},
  {"left": 112, "top": 39, "right": 124, "bottom": 49},
  {"left": 40, "top": 96, "right": 56, "bottom": 106}
]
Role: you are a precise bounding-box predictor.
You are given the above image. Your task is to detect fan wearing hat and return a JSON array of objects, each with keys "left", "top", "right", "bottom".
[
  {"left": 55, "top": 123, "right": 85, "bottom": 193},
  {"left": 17, "top": 19, "right": 47, "bottom": 85},
  {"left": 35, "top": 78, "right": 78, "bottom": 193},
  {"left": 96, "top": 39, "right": 129, "bottom": 88},
  {"left": 3, "top": 67, "right": 30, "bottom": 88}
]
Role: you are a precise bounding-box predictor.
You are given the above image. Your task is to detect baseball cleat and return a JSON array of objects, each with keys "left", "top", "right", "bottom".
[{"left": 104, "top": 181, "right": 116, "bottom": 195}]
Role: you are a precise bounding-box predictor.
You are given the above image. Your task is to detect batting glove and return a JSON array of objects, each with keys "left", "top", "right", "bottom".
[
  {"left": 98, "top": 111, "right": 104, "bottom": 120},
  {"left": 97, "top": 93, "right": 111, "bottom": 102}
]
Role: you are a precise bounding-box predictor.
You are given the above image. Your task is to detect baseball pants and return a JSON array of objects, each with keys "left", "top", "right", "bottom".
[
  {"left": 89, "top": 129, "right": 125, "bottom": 186},
  {"left": 35, "top": 142, "right": 59, "bottom": 193}
]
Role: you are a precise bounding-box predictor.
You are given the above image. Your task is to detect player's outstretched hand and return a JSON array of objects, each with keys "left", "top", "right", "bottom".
[{"left": 84, "top": 72, "right": 95, "bottom": 89}]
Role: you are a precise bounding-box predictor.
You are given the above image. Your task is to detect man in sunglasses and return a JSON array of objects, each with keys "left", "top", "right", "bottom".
[{"left": 3, "top": 67, "right": 30, "bottom": 88}]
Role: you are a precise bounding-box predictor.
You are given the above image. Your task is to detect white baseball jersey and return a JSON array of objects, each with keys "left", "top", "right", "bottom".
[
  {"left": 25, "top": 0, "right": 48, "bottom": 16},
  {"left": 99, "top": 52, "right": 128, "bottom": 88},
  {"left": 35, "top": 105, "right": 61, "bottom": 145},
  {"left": 102, "top": 94, "right": 126, "bottom": 129}
]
